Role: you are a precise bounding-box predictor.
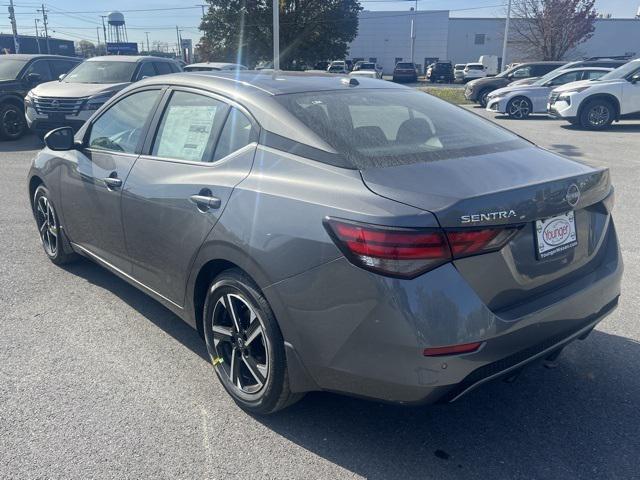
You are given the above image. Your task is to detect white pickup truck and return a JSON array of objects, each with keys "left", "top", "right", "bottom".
[{"left": 548, "top": 58, "right": 640, "bottom": 129}]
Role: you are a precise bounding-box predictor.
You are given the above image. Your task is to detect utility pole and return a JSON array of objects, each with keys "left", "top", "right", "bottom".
[
  {"left": 272, "top": 0, "right": 279, "bottom": 70},
  {"left": 96, "top": 26, "right": 100, "bottom": 45},
  {"left": 199, "top": 4, "right": 206, "bottom": 18},
  {"left": 34, "top": 19, "right": 41, "bottom": 54},
  {"left": 410, "top": 18, "right": 416, "bottom": 64},
  {"left": 501, "top": 0, "right": 512, "bottom": 71},
  {"left": 100, "top": 15, "right": 108, "bottom": 45},
  {"left": 176, "top": 26, "right": 183, "bottom": 61},
  {"left": 8, "top": 0, "right": 20, "bottom": 54},
  {"left": 37, "top": 3, "right": 50, "bottom": 54},
  {"left": 145, "top": 31, "right": 150, "bottom": 53}
]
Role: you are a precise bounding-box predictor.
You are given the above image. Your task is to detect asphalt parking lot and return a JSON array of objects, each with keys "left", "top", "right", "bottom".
[{"left": 1, "top": 113, "right": 639, "bottom": 479}]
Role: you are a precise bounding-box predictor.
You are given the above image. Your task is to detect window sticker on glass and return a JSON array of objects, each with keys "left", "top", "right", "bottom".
[{"left": 155, "top": 104, "right": 218, "bottom": 162}]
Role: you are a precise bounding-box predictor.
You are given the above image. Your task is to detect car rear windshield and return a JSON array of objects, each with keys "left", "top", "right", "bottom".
[
  {"left": 466, "top": 64, "right": 484, "bottom": 70},
  {"left": 360, "top": 63, "right": 376, "bottom": 69},
  {"left": 63, "top": 61, "right": 137, "bottom": 83},
  {"left": 274, "top": 89, "right": 526, "bottom": 169},
  {"left": 396, "top": 63, "right": 414, "bottom": 69},
  {"left": 0, "top": 58, "right": 28, "bottom": 81}
]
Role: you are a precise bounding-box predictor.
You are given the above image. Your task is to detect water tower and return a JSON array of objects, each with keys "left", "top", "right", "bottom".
[{"left": 107, "top": 11, "right": 128, "bottom": 43}]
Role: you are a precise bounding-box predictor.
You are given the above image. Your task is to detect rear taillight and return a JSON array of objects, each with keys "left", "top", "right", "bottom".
[
  {"left": 324, "top": 218, "right": 450, "bottom": 278},
  {"left": 324, "top": 218, "right": 519, "bottom": 278},
  {"left": 446, "top": 228, "right": 519, "bottom": 258}
]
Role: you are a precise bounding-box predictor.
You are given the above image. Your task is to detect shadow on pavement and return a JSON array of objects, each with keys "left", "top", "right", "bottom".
[
  {"left": 60, "top": 253, "right": 639, "bottom": 479},
  {"left": 549, "top": 143, "right": 583, "bottom": 158},
  {"left": 560, "top": 122, "right": 640, "bottom": 133},
  {"left": 258, "top": 330, "right": 640, "bottom": 479},
  {"left": 0, "top": 134, "right": 42, "bottom": 152},
  {"left": 62, "top": 258, "right": 209, "bottom": 362}
]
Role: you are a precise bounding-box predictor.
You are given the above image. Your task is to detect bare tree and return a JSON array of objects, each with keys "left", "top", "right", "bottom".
[{"left": 511, "top": 0, "right": 597, "bottom": 60}]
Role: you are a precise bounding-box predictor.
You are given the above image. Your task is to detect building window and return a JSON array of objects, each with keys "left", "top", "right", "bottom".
[
  {"left": 394, "top": 57, "right": 403, "bottom": 65},
  {"left": 369, "top": 57, "right": 377, "bottom": 63},
  {"left": 474, "top": 34, "right": 486, "bottom": 45}
]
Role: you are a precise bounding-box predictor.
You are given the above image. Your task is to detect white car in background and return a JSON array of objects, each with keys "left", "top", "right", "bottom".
[
  {"left": 548, "top": 58, "right": 640, "bottom": 129},
  {"left": 353, "top": 62, "right": 383, "bottom": 78},
  {"left": 463, "top": 63, "right": 488, "bottom": 81},
  {"left": 486, "top": 67, "right": 611, "bottom": 119},
  {"left": 454, "top": 64, "right": 466, "bottom": 82},
  {"left": 349, "top": 70, "right": 379, "bottom": 80}
]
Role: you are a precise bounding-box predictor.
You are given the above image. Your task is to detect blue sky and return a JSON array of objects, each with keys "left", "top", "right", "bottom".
[{"left": 2, "top": 0, "right": 637, "bottom": 49}]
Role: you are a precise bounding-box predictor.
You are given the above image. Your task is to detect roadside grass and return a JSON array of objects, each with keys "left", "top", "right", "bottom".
[{"left": 418, "top": 87, "right": 472, "bottom": 105}]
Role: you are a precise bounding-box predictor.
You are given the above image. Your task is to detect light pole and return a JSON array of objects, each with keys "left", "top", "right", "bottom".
[
  {"left": 273, "top": 0, "right": 279, "bottom": 70},
  {"left": 501, "top": 0, "right": 512, "bottom": 71},
  {"left": 145, "top": 31, "right": 150, "bottom": 53}
]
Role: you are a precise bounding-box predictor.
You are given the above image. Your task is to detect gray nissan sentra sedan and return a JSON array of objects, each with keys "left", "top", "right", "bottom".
[{"left": 27, "top": 71, "right": 622, "bottom": 414}]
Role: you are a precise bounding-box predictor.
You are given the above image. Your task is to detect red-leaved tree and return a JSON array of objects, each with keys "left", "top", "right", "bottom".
[{"left": 511, "top": 0, "right": 598, "bottom": 60}]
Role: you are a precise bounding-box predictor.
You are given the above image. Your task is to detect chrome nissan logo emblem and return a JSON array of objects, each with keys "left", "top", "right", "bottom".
[
  {"left": 566, "top": 184, "right": 580, "bottom": 207},
  {"left": 51, "top": 99, "right": 60, "bottom": 108}
]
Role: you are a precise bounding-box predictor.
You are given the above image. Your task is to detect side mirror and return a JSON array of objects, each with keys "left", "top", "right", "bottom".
[
  {"left": 507, "top": 73, "right": 514, "bottom": 79},
  {"left": 58, "top": 73, "right": 66, "bottom": 81},
  {"left": 26, "top": 72, "right": 41, "bottom": 84},
  {"left": 44, "top": 127, "right": 77, "bottom": 151},
  {"left": 631, "top": 74, "right": 640, "bottom": 84}
]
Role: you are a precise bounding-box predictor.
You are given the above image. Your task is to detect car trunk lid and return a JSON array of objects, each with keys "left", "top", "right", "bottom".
[{"left": 360, "top": 146, "right": 613, "bottom": 311}]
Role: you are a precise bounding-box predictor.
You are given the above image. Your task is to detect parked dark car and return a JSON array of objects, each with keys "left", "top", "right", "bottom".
[
  {"left": 427, "top": 61, "right": 454, "bottom": 83},
  {"left": 465, "top": 61, "right": 566, "bottom": 107},
  {"left": 392, "top": 62, "right": 418, "bottom": 82},
  {"left": 25, "top": 55, "right": 181, "bottom": 138},
  {"left": 313, "top": 61, "right": 330, "bottom": 71},
  {"left": 0, "top": 54, "right": 81, "bottom": 139},
  {"left": 28, "top": 72, "right": 622, "bottom": 414}
]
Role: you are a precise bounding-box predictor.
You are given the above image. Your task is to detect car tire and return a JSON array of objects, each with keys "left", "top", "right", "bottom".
[
  {"left": 579, "top": 99, "right": 615, "bottom": 130},
  {"left": 33, "top": 185, "right": 78, "bottom": 265},
  {"left": 203, "top": 268, "right": 302, "bottom": 414},
  {"left": 506, "top": 96, "right": 533, "bottom": 119},
  {"left": 478, "top": 89, "right": 492, "bottom": 108},
  {"left": 0, "top": 103, "right": 27, "bottom": 140}
]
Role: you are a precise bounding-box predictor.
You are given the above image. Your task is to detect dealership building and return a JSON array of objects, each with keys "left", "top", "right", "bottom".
[{"left": 348, "top": 10, "right": 640, "bottom": 73}]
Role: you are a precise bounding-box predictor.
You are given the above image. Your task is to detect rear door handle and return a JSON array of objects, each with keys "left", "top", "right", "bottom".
[
  {"left": 189, "top": 194, "right": 221, "bottom": 210},
  {"left": 103, "top": 177, "right": 122, "bottom": 189}
]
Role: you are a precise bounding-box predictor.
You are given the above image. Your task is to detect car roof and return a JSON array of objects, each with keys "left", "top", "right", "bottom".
[
  {"left": 187, "top": 62, "right": 245, "bottom": 69},
  {"left": 2, "top": 54, "right": 79, "bottom": 61},
  {"left": 516, "top": 61, "right": 566, "bottom": 66},
  {"left": 137, "top": 70, "right": 405, "bottom": 96},
  {"left": 558, "top": 67, "right": 613, "bottom": 73},
  {"left": 130, "top": 71, "right": 407, "bottom": 152},
  {"left": 87, "top": 55, "right": 174, "bottom": 63}
]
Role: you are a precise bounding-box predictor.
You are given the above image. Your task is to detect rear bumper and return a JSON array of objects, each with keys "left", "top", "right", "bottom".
[{"left": 264, "top": 219, "right": 622, "bottom": 404}]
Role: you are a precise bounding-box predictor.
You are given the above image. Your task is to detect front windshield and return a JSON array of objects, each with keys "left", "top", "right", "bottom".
[
  {"left": 0, "top": 58, "right": 28, "bottom": 81},
  {"left": 63, "top": 61, "right": 137, "bottom": 83},
  {"left": 597, "top": 61, "right": 640, "bottom": 81}
]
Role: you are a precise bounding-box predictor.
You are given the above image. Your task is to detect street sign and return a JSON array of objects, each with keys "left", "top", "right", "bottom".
[{"left": 106, "top": 42, "right": 138, "bottom": 55}]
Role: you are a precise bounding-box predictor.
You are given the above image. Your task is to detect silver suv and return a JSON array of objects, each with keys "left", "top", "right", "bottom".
[{"left": 25, "top": 55, "right": 181, "bottom": 137}]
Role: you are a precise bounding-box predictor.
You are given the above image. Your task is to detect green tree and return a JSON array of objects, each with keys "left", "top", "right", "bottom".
[
  {"left": 75, "top": 40, "right": 96, "bottom": 58},
  {"left": 199, "top": 0, "right": 362, "bottom": 69}
]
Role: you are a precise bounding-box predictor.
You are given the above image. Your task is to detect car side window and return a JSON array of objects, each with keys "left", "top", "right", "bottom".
[
  {"left": 24, "top": 60, "right": 52, "bottom": 82},
  {"left": 155, "top": 62, "right": 172, "bottom": 75},
  {"left": 49, "top": 60, "right": 79, "bottom": 78},
  {"left": 583, "top": 70, "right": 608, "bottom": 81},
  {"left": 136, "top": 62, "right": 156, "bottom": 80},
  {"left": 88, "top": 89, "right": 161, "bottom": 154},
  {"left": 152, "top": 91, "right": 227, "bottom": 162},
  {"left": 547, "top": 71, "right": 581, "bottom": 86},
  {"left": 511, "top": 66, "right": 531, "bottom": 78},
  {"left": 213, "top": 108, "right": 254, "bottom": 161}
]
